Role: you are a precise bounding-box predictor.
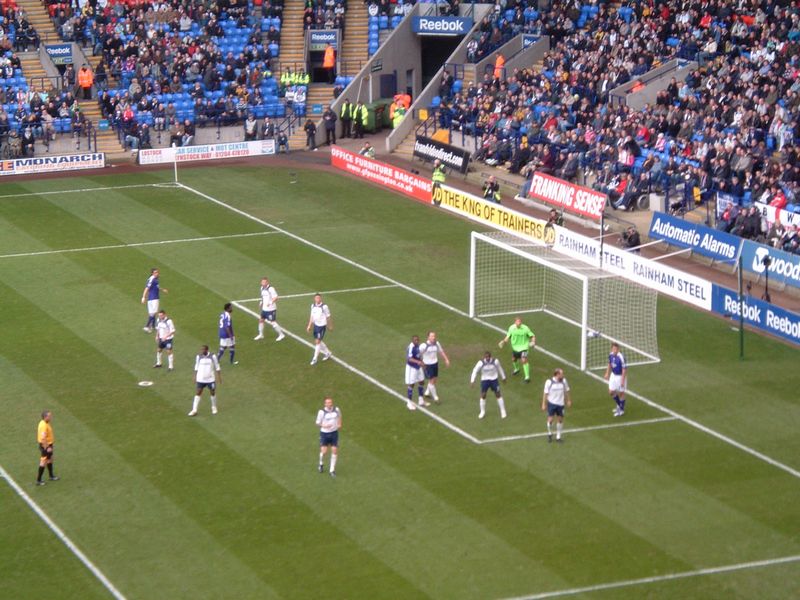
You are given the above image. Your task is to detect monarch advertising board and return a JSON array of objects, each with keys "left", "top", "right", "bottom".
[
  {"left": 0, "top": 152, "right": 105, "bottom": 176},
  {"left": 330, "top": 145, "right": 431, "bottom": 204},
  {"left": 648, "top": 211, "right": 742, "bottom": 264},
  {"left": 712, "top": 285, "right": 800, "bottom": 345},
  {"left": 432, "top": 184, "right": 555, "bottom": 244},
  {"left": 527, "top": 171, "right": 607, "bottom": 220},
  {"left": 739, "top": 240, "right": 800, "bottom": 290},
  {"left": 551, "top": 225, "right": 712, "bottom": 309},
  {"left": 138, "top": 140, "right": 276, "bottom": 165}
]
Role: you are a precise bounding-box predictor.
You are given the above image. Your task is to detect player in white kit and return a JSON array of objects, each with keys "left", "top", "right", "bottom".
[
  {"left": 253, "top": 277, "right": 285, "bottom": 342},
  {"left": 419, "top": 331, "right": 450, "bottom": 403},
  {"left": 188, "top": 345, "right": 222, "bottom": 416}
]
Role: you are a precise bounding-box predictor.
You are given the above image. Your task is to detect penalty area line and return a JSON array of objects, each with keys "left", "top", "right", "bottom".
[
  {"left": 0, "top": 464, "right": 127, "bottom": 600},
  {"left": 498, "top": 553, "right": 800, "bottom": 600},
  {"left": 480, "top": 416, "right": 678, "bottom": 444},
  {"left": 235, "top": 284, "right": 400, "bottom": 303},
  {"left": 232, "top": 301, "right": 481, "bottom": 445},
  {"left": 181, "top": 182, "right": 800, "bottom": 481},
  {"left": 0, "top": 182, "right": 176, "bottom": 200},
  {"left": 0, "top": 231, "right": 280, "bottom": 260}
]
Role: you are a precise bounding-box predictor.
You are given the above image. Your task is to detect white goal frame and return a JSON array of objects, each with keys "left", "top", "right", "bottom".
[{"left": 469, "top": 231, "right": 660, "bottom": 371}]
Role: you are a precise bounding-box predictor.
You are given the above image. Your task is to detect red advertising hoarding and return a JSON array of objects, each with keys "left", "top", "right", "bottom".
[
  {"left": 527, "top": 171, "right": 607, "bottom": 220},
  {"left": 330, "top": 146, "right": 431, "bottom": 204}
]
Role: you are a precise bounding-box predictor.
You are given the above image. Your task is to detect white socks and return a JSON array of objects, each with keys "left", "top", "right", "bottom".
[
  {"left": 270, "top": 321, "right": 282, "bottom": 335},
  {"left": 313, "top": 345, "right": 321, "bottom": 360},
  {"left": 319, "top": 451, "right": 324, "bottom": 466},
  {"left": 556, "top": 422, "right": 563, "bottom": 439},
  {"left": 547, "top": 421, "right": 552, "bottom": 434},
  {"left": 258, "top": 322, "right": 264, "bottom": 336},
  {"left": 192, "top": 396, "right": 200, "bottom": 412},
  {"left": 156, "top": 351, "right": 162, "bottom": 366},
  {"left": 497, "top": 397, "right": 507, "bottom": 419},
  {"left": 210, "top": 395, "right": 217, "bottom": 411},
  {"left": 428, "top": 383, "right": 438, "bottom": 400},
  {"left": 479, "top": 398, "right": 486, "bottom": 418},
  {"left": 167, "top": 354, "right": 173, "bottom": 369},
  {"left": 330, "top": 453, "right": 337, "bottom": 473}
]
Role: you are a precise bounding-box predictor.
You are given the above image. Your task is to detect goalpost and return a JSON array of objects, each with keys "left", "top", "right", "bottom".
[{"left": 469, "top": 231, "right": 660, "bottom": 371}]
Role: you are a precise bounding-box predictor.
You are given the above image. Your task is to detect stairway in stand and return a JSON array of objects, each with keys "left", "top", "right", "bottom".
[
  {"left": 17, "top": 0, "right": 125, "bottom": 154},
  {"left": 287, "top": 84, "right": 336, "bottom": 149},
  {"left": 278, "top": 0, "right": 307, "bottom": 76},
  {"left": 339, "top": 3, "right": 368, "bottom": 78}
]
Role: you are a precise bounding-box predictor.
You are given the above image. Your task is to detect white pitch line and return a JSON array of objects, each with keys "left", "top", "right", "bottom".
[
  {"left": 235, "top": 284, "right": 399, "bottom": 303},
  {"left": 179, "top": 182, "right": 800, "bottom": 479},
  {"left": 232, "top": 301, "right": 481, "bottom": 445},
  {"left": 499, "top": 553, "right": 800, "bottom": 600},
  {"left": 0, "top": 182, "right": 174, "bottom": 200},
  {"left": 481, "top": 417, "right": 678, "bottom": 444},
  {"left": 0, "top": 464, "right": 127, "bottom": 600},
  {"left": 0, "top": 231, "right": 279, "bottom": 260}
]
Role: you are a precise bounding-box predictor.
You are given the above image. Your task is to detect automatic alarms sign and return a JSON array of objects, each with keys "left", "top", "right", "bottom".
[{"left": 527, "top": 172, "right": 607, "bottom": 220}]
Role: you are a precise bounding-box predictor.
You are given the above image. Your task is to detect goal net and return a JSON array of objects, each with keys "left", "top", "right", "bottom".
[{"left": 469, "top": 231, "right": 659, "bottom": 371}]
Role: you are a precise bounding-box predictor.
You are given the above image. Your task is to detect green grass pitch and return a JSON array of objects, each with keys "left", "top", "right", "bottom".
[{"left": 0, "top": 165, "right": 798, "bottom": 600}]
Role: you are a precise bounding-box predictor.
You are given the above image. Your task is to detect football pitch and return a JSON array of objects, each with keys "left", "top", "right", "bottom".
[{"left": 0, "top": 164, "right": 798, "bottom": 600}]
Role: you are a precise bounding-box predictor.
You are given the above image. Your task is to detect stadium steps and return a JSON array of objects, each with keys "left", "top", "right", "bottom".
[
  {"left": 278, "top": 1, "right": 307, "bottom": 75},
  {"left": 287, "top": 84, "right": 336, "bottom": 149},
  {"left": 340, "top": 3, "right": 369, "bottom": 76},
  {"left": 19, "top": 53, "right": 48, "bottom": 91},
  {"left": 393, "top": 129, "right": 415, "bottom": 162},
  {"left": 17, "top": 0, "right": 60, "bottom": 91},
  {"left": 75, "top": 101, "right": 126, "bottom": 155},
  {"left": 462, "top": 63, "right": 476, "bottom": 85},
  {"left": 17, "top": 0, "right": 56, "bottom": 36}
]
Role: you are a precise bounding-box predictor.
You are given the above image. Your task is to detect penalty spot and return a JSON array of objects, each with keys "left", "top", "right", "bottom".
[{"left": 138, "top": 381, "right": 154, "bottom": 387}]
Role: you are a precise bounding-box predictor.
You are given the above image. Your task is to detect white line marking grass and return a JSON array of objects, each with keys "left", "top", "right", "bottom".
[
  {"left": 235, "top": 284, "right": 399, "bottom": 302},
  {"left": 0, "top": 231, "right": 279, "bottom": 260},
  {"left": 0, "top": 465, "right": 127, "bottom": 600},
  {"left": 481, "top": 417, "right": 678, "bottom": 444},
  {"left": 0, "top": 182, "right": 176, "bottom": 200},
  {"left": 499, "top": 554, "right": 800, "bottom": 600},
  {"left": 179, "top": 182, "right": 800, "bottom": 480},
  {"left": 233, "top": 302, "right": 481, "bottom": 444}
]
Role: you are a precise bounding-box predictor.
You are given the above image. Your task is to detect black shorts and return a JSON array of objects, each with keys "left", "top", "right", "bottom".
[
  {"left": 512, "top": 350, "right": 528, "bottom": 360},
  {"left": 547, "top": 402, "right": 564, "bottom": 417},
  {"left": 39, "top": 444, "right": 53, "bottom": 458}
]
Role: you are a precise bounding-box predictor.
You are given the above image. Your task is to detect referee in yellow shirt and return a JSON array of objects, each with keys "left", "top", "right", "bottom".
[{"left": 36, "top": 410, "right": 59, "bottom": 486}]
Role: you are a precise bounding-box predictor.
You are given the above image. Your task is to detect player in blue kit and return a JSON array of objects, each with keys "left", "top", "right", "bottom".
[
  {"left": 404, "top": 335, "right": 427, "bottom": 410},
  {"left": 141, "top": 268, "right": 168, "bottom": 332},
  {"left": 604, "top": 342, "right": 627, "bottom": 417},
  {"left": 217, "top": 303, "right": 238, "bottom": 365}
]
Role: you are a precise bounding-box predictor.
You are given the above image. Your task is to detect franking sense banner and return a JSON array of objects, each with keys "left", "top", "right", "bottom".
[
  {"left": 0, "top": 152, "right": 105, "bottom": 176},
  {"left": 648, "top": 211, "right": 741, "bottom": 264},
  {"left": 551, "top": 225, "right": 712, "bottom": 309},
  {"left": 330, "top": 145, "right": 431, "bottom": 204},
  {"left": 432, "top": 184, "right": 555, "bottom": 244},
  {"left": 527, "top": 171, "right": 607, "bottom": 220},
  {"left": 138, "top": 140, "right": 276, "bottom": 165}
]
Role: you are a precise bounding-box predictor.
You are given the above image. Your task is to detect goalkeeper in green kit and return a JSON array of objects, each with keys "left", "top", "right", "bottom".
[{"left": 498, "top": 317, "right": 536, "bottom": 383}]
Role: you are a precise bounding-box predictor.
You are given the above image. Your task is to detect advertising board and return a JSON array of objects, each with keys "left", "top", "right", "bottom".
[
  {"left": 527, "top": 171, "right": 607, "bottom": 220},
  {"left": 138, "top": 140, "right": 276, "bottom": 165},
  {"left": 648, "top": 211, "right": 741, "bottom": 264},
  {"left": 0, "top": 152, "right": 104, "bottom": 176}
]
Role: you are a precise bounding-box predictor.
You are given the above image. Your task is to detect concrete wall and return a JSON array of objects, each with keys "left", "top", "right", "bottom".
[
  {"left": 609, "top": 58, "right": 697, "bottom": 111},
  {"left": 385, "top": 3, "right": 493, "bottom": 152},
  {"left": 471, "top": 34, "right": 550, "bottom": 82}
]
